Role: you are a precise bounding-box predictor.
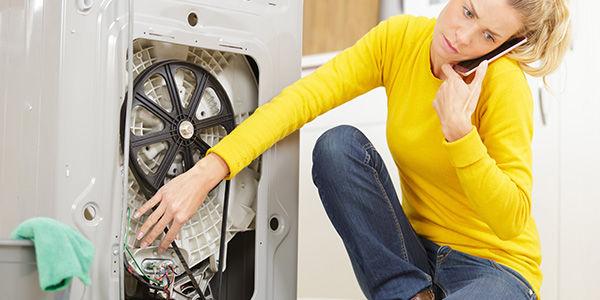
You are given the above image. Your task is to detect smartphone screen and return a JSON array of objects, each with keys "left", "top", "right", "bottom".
[{"left": 453, "top": 36, "right": 527, "bottom": 76}]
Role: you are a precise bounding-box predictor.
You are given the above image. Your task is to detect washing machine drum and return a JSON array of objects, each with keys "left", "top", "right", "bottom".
[{"left": 120, "top": 59, "right": 236, "bottom": 197}]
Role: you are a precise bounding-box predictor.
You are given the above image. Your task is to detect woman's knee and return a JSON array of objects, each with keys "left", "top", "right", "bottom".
[
  {"left": 312, "top": 125, "right": 365, "bottom": 184},
  {"left": 312, "top": 125, "right": 364, "bottom": 163}
]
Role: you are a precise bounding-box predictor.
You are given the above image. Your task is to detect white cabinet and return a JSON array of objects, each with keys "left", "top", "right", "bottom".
[
  {"left": 555, "top": 0, "right": 600, "bottom": 298},
  {"left": 530, "top": 73, "right": 562, "bottom": 299}
]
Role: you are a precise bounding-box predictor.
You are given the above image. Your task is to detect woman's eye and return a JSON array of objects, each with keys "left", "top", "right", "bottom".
[
  {"left": 463, "top": 7, "right": 473, "bottom": 18},
  {"left": 484, "top": 32, "right": 495, "bottom": 42}
]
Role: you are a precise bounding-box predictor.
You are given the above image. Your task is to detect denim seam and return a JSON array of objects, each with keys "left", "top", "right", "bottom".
[
  {"left": 432, "top": 247, "right": 452, "bottom": 297},
  {"left": 491, "top": 261, "right": 536, "bottom": 299},
  {"left": 363, "top": 143, "right": 410, "bottom": 263},
  {"left": 436, "top": 247, "right": 452, "bottom": 267}
]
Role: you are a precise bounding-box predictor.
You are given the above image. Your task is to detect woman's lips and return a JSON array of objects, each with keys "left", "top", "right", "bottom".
[{"left": 443, "top": 36, "right": 459, "bottom": 54}]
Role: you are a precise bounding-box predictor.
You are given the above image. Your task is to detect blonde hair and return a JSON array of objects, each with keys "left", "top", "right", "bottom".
[{"left": 505, "top": 0, "right": 572, "bottom": 78}]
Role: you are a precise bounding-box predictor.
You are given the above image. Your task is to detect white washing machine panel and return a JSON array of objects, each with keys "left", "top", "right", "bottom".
[{"left": 0, "top": 1, "right": 302, "bottom": 299}]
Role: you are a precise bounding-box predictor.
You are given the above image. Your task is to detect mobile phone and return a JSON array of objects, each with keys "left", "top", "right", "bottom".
[{"left": 453, "top": 36, "right": 527, "bottom": 76}]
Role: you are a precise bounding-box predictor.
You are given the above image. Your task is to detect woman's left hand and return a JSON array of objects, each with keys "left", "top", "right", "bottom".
[{"left": 432, "top": 60, "right": 488, "bottom": 142}]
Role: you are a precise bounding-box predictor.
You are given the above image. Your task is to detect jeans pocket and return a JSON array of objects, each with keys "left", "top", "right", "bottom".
[{"left": 490, "top": 261, "right": 537, "bottom": 300}]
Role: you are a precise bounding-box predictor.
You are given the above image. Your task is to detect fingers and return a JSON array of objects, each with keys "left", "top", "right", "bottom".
[
  {"left": 441, "top": 63, "right": 461, "bottom": 80},
  {"left": 140, "top": 209, "right": 171, "bottom": 249},
  {"left": 129, "top": 156, "right": 219, "bottom": 252},
  {"left": 463, "top": 61, "right": 488, "bottom": 109},
  {"left": 134, "top": 197, "right": 185, "bottom": 253},
  {"left": 136, "top": 201, "right": 167, "bottom": 245},
  {"left": 470, "top": 60, "right": 489, "bottom": 88},
  {"left": 463, "top": 60, "right": 488, "bottom": 110},
  {"left": 134, "top": 191, "right": 163, "bottom": 219},
  {"left": 159, "top": 220, "right": 185, "bottom": 253},
  {"left": 134, "top": 190, "right": 167, "bottom": 247}
]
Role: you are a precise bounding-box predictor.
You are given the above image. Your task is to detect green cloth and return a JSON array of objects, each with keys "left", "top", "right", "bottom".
[{"left": 9, "top": 217, "right": 95, "bottom": 291}]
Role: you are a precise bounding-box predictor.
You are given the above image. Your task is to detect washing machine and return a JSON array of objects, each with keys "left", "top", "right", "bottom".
[{"left": 0, "top": 0, "right": 302, "bottom": 299}]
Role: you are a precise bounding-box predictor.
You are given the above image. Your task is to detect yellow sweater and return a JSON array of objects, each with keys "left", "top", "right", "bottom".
[{"left": 208, "top": 15, "right": 542, "bottom": 293}]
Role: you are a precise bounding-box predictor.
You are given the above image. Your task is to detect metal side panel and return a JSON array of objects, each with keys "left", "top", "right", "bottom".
[
  {"left": 0, "top": 0, "right": 63, "bottom": 237},
  {"left": 0, "top": 0, "right": 130, "bottom": 299},
  {"left": 55, "top": 1, "right": 130, "bottom": 299}
]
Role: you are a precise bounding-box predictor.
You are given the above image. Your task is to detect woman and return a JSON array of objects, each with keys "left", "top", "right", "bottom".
[{"left": 133, "top": 0, "right": 571, "bottom": 299}]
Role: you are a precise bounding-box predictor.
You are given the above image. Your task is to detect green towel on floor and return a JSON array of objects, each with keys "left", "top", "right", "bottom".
[{"left": 9, "top": 217, "right": 95, "bottom": 291}]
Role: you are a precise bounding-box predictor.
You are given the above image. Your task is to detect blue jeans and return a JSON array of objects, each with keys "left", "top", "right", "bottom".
[{"left": 311, "top": 125, "right": 537, "bottom": 300}]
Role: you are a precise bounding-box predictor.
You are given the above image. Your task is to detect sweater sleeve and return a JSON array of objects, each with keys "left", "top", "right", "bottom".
[
  {"left": 207, "top": 18, "right": 394, "bottom": 178},
  {"left": 443, "top": 64, "right": 534, "bottom": 240}
]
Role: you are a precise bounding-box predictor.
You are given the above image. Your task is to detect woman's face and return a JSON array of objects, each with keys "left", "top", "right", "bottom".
[{"left": 431, "top": 0, "right": 523, "bottom": 68}]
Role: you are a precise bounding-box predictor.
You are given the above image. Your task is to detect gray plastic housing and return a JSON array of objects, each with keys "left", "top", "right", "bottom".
[{"left": 0, "top": 239, "right": 70, "bottom": 299}]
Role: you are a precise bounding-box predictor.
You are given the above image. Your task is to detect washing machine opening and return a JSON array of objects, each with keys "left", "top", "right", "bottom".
[{"left": 121, "top": 38, "right": 260, "bottom": 300}]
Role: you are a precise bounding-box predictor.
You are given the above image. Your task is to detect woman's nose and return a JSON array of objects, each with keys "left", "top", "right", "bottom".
[{"left": 456, "top": 26, "right": 477, "bottom": 45}]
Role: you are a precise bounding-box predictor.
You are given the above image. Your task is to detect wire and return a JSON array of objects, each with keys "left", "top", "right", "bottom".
[
  {"left": 163, "top": 267, "right": 171, "bottom": 299},
  {"left": 123, "top": 252, "right": 166, "bottom": 292},
  {"left": 124, "top": 207, "right": 130, "bottom": 246},
  {"left": 164, "top": 267, "right": 170, "bottom": 287},
  {"left": 156, "top": 272, "right": 166, "bottom": 281},
  {"left": 124, "top": 207, "right": 178, "bottom": 299},
  {"left": 124, "top": 179, "right": 232, "bottom": 300},
  {"left": 161, "top": 265, "right": 176, "bottom": 299},
  {"left": 123, "top": 208, "right": 166, "bottom": 287},
  {"left": 168, "top": 265, "right": 175, "bottom": 285}
]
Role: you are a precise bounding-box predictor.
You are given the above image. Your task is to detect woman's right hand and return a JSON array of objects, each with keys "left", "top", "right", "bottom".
[
  {"left": 133, "top": 152, "right": 230, "bottom": 253},
  {"left": 432, "top": 61, "right": 488, "bottom": 142}
]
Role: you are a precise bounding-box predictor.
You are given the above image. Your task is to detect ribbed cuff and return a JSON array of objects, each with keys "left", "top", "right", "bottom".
[
  {"left": 206, "top": 146, "right": 239, "bottom": 180},
  {"left": 443, "top": 126, "right": 487, "bottom": 168}
]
